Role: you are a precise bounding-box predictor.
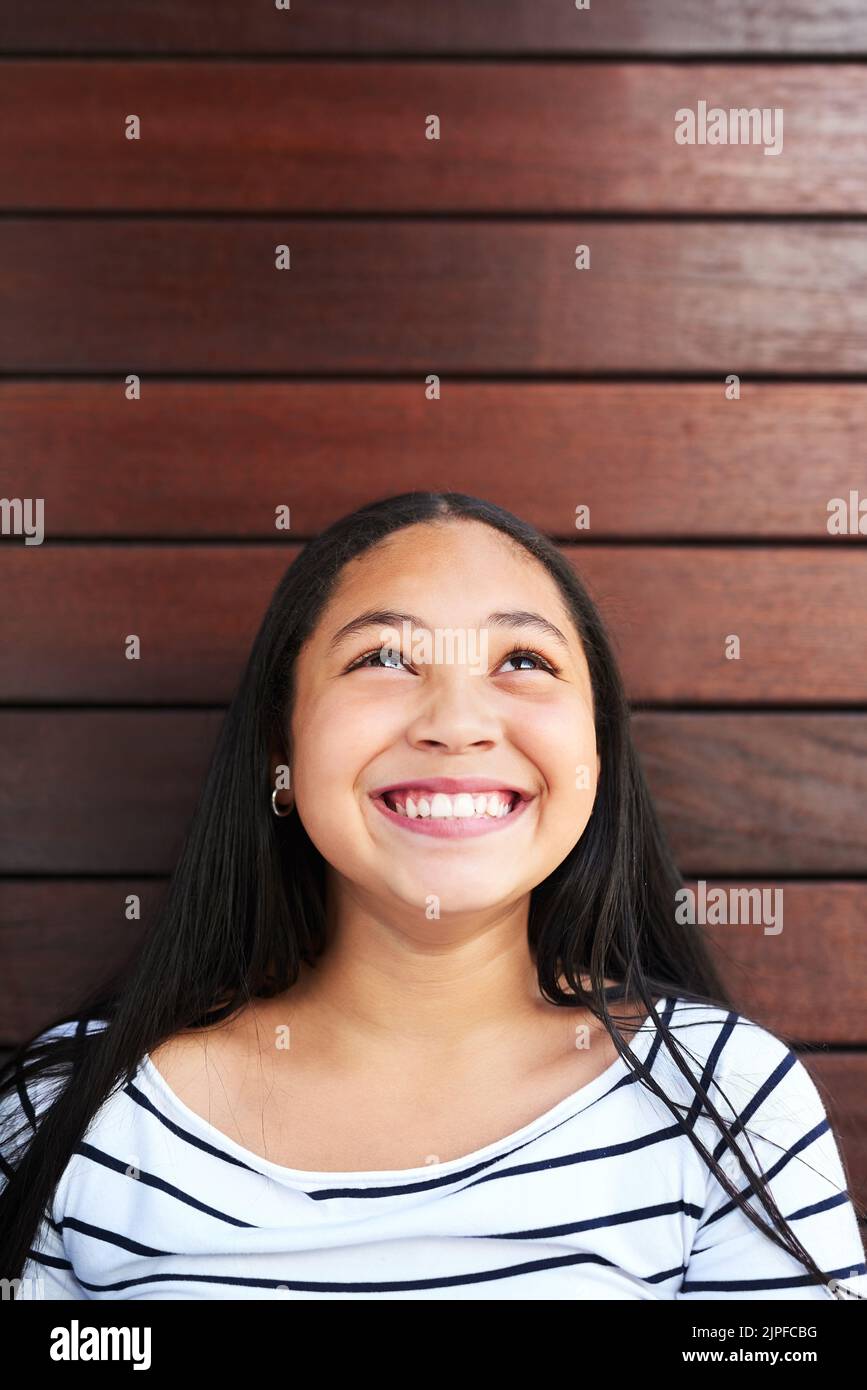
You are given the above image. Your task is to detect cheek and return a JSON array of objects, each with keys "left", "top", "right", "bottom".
[
  {"left": 289, "top": 724, "right": 364, "bottom": 874},
  {"left": 531, "top": 712, "right": 599, "bottom": 860},
  {"left": 289, "top": 688, "right": 384, "bottom": 833},
  {"left": 516, "top": 700, "right": 597, "bottom": 794}
]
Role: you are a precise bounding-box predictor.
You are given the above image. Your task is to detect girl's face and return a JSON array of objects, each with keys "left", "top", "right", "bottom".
[{"left": 281, "top": 520, "right": 600, "bottom": 919}]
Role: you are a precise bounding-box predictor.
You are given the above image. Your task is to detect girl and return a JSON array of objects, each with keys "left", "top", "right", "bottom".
[{"left": 1, "top": 491, "right": 865, "bottom": 1300}]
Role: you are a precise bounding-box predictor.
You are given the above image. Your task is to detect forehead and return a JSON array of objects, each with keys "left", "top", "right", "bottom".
[{"left": 316, "top": 520, "right": 578, "bottom": 637}]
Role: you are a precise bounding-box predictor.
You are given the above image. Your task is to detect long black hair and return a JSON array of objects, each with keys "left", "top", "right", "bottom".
[{"left": 0, "top": 491, "right": 860, "bottom": 1293}]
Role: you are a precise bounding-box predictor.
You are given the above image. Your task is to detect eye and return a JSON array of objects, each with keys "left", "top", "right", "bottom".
[
  {"left": 345, "top": 645, "right": 409, "bottom": 673},
  {"left": 497, "top": 646, "right": 560, "bottom": 675},
  {"left": 344, "top": 643, "right": 561, "bottom": 676}
]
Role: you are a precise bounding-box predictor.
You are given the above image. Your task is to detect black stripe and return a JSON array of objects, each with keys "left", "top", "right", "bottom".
[
  {"left": 681, "top": 1261, "right": 867, "bottom": 1293},
  {"left": 27, "top": 1250, "right": 73, "bottom": 1271},
  {"left": 74, "top": 1140, "right": 258, "bottom": 1228},
  {"left": 489, "top": 1198, "right": 705, "bottom": 1241},
  {"left": 690, "top": 1189, "right": 854, "bottom": 1256},
  {"left": 59, "top": 1215, "right": 174, "bottom": 1257},
  {"left": 69, "top": 1250, "right": 688, "bottom": 1297},
  {"left": 309, "top": 999, "right": 679, "bottom": 1200},
  {"left": 712, "top": 1049, "right": 798, "bottom": 1162},
  {"left": 311, "top": 1118, "right": 688, "bottom": 1200},
  {"left": 786, "top": 1190, "right": 852, "bottom": 1222},
  {"left": 124, "top": 1076, "right": 266, "bottom": 1174},
  {"left": 699, "top": 1116, "right": 831, "bottom": 1231},
  {"left": 684, "top": 1012, "right": 738, "bottom": 1129}
]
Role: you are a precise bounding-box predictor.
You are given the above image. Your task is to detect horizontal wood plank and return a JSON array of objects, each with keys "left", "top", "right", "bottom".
[
  {"left": 701, "top": 882, "right": 867, "bottom": 1039},
  {"left": 3, "top": 880, "right": 865, "bottom": 1042},
  {"left": 3, "top": 2, "right": 867, "bottom": 54},
  {"left": 634, "top": 712, "right": 867, "bottom": 874},
  {"left": 0, "top": 711, "right": 865, "bottom": 874},
  {"left": 2, "top": 382, "right": 866, "bottom": 540},
  {"left": 801, "top": 1055, "right": 867, "bottom": 1216},
  {"left": 1, "top": 64, "right": 864, "bottom": 213},
  {"left": 4, "top": 222, "right": 867, "bottom": 372},
  {"left": 2, "top": 545, "right": 867, "bottom": 703},
  {"left": 0, "top": 880, "right": 154, "bottom": 1040}
]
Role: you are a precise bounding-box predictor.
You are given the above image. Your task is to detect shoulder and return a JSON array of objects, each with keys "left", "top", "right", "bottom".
[
  {"left": 660, "top": 995, "right": 824, "bottom": 1110},
  {"left": 658, "top": 999, "right": 866, "bottom": 1300},
  {"left": 656, "top": 996, "right": 828, "bottom": 1119},
  {"left": 146, "top": 1002, "right": 275, "bottom": 1107},
  {"left": 657, "top": 997, "right": 844, "bottom": 1182},
  {"left": 0, "top": 1017, "right": 109, "bottom": 1171}
]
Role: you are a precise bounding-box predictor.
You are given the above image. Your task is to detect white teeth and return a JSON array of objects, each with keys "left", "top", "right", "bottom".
[
  {"left": 429, "top": 792, "right": 482, "bottom": 818},
  {"left": 385, "top": 790, "right": 517, "bottom": 819}
]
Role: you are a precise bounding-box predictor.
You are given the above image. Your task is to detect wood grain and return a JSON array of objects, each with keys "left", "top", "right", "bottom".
[
  {"left": 1, "top": 64, "right": 864, "bottom": 212},
  {"left": 4, "top": 221, "right": 867, "bottom": 372},
  {"left": 633, "top": 711, "right": 867, "bottom": 873},
  {"left": 3, "top": 1, "right": 867, "bottom": 54},
  {"left": 3, "top": 382, "right": 866, "bottom": 539},
  {"left": 802, "top": 1054, "right": 867, "bottom": 1215}
]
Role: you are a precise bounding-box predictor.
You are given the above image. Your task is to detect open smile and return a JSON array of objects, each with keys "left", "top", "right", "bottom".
[{"left": 368, "top": 783, "right": 535, "bottom": 839}]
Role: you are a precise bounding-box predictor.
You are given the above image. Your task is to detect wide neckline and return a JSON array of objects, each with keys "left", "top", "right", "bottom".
[{"left": 140, "top": 996, "right": 669, "bottom": 1186}]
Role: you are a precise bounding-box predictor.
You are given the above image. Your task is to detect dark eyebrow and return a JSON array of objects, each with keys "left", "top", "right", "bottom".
[
  {"left": 485, "top": 610, "right": 571, "bottom": 651},
  {"left": 327, "top": 610, "right": 427, "bottom": 653},
  {"left": 328, "top": 608, "right": 571, "bottom": 653}
]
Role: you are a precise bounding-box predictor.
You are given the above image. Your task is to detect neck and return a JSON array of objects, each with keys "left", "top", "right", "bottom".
[{"left": 279, "top": 877, "right": 556, "bottom": 1068}]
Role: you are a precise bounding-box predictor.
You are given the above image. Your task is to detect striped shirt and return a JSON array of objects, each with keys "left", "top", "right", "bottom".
[{"left": 2, "top": 996, "right": 866, "bottom": 1300}]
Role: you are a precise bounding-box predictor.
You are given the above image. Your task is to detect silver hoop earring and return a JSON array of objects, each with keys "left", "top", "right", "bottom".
[{"left": 271, "top": 788, "right": 292, "bottom": 818}]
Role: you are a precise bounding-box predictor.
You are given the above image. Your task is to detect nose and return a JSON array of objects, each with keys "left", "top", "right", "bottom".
[{"left": 402, "top": 670, "right": 502, "bottom": 753}]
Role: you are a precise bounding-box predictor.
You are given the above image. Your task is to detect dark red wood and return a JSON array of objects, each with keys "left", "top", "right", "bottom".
[
  {"left": 2, "top": 1, "right": 866, "bottom": 54},
  {"left": 4, "top": 221, "right": 867, "bottom": 372},
  {"left": 801, "top": 1055, "right": 867, "bottom": 1213},
  {"left": 0, "top": 63, "right": 862, "bottom": 212},
  {"left": 2, "top": 382, "right": 865, "bottom": 539}
]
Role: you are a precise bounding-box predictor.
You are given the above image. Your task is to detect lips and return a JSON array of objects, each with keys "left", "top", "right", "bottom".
[{"left": 367, "top": 778, "right": 536, "bottom": 839}]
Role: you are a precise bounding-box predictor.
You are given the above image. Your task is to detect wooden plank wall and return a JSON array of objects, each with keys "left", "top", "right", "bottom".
[{"left": 0, "top": 4, "right": 865, "bottom": 1219}]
